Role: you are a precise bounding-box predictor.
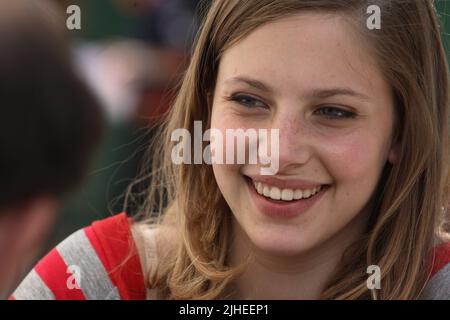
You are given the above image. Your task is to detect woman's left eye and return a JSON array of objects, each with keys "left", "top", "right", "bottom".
[{"left": 314, "top": 106, "right": 356, "bottom": 120}]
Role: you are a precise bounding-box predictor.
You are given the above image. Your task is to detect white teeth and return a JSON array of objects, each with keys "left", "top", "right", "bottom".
[
  {"left": 253, "top": 181, "right": 323, "bottom": 201},
  {"left": 270, "top": 187, "right": 281, "bottom": 200},
  {"left": 263, "top": 185, "right": 271, "bottom": 197},
  {"left": 293, "top": 189, "right": 303, "bottom": 200},
  {"left": 256, "top": 182, "right": 263, "bottom": 194},
  {"left": 303, "top": 189, "right": 311, "bottom": 198},
  {"left": 281, "top": 189, "right": 294, "bottom": 201}
]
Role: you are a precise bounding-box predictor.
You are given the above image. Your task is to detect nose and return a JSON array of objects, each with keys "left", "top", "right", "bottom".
[{"left": 271, "top": 112, "right": 313, "bottom": 172}]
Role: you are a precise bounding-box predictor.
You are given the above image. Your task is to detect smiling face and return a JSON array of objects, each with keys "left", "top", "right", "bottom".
[{"left": 210, "top": 12, "right": 397, "bottom": 257}]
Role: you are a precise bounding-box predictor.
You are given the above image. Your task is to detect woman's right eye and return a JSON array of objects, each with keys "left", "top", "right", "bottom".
[{"left": 228, "top": 94, "right": 267, "bottom": 109}]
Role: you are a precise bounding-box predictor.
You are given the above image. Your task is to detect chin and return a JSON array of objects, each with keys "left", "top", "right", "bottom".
[{"left": 248, "top": 227, "right": 321, "bottom": 257}]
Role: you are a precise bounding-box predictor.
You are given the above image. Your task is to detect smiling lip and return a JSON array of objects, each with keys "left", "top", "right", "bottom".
[
  {"left": 246, "top": 174, "right": 326, "bottom": 190},
  {"left": 245, "top": 175, "right": 329, "bottom": 219}
]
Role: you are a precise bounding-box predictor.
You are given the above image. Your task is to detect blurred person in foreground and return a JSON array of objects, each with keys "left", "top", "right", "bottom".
[{"left": 0, "top": 0, "right": 104, "bottom": 298}]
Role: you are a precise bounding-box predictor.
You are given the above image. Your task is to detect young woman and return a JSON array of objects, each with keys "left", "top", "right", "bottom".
[{"left": 12, "top": 0, "right": 450, "bottom": 300}]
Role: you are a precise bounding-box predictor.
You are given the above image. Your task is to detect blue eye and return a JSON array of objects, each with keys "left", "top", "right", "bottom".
[
  {"left": 228, "top": 94, "right": 267, "bottom": 109},
  {"left": 315, "top": 106, "right": 356, "bottom": 119}
]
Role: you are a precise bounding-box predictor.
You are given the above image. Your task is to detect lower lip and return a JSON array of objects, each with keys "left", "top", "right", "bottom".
[{"left": 246, "top": 177, "right": 329, "bottom": 219}]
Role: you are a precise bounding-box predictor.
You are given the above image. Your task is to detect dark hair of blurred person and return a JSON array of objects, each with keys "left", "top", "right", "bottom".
[{"left": 0, "top": 0, "right": 104, "bottom": 298}]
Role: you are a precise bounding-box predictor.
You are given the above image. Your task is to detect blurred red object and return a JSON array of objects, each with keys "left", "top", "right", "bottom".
[{"left": 135, "top": 49, "right": 188, "bottom": 127}]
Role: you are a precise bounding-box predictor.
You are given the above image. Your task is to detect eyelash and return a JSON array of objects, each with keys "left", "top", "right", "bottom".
[
  {"left": 227, "top": 94, "right": 267, "bottom": 109},
  {"left": 314, "top": 106, "right": 357, "bottom": 120},
  {"left": 227, "top": 94, "right": 357, "bottom": 120}
]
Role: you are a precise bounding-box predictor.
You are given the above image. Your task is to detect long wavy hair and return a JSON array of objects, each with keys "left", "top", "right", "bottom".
[{"left": 125, "top": 0, "right": 450, "bottom": 299}]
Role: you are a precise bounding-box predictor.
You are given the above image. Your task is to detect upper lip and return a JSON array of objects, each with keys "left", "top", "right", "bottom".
[{"left": 246, "top": 174, "right": 328, "bottom": 190}]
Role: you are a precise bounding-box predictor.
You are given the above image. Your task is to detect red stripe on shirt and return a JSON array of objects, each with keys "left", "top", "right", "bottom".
[
  {"left": 84, "top": 213, "right": 145, "bottom": 300},
  {"left": 430, "top": 242, "right": 450, "bottom": 277},
  {"left": 34, "top": 247, "right": 86, "bottom": 300}
]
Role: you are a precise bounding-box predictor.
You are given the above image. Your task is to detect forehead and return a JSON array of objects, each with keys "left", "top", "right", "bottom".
[{"left": 216, "top": 12, "right": 387, "bottom": 98}]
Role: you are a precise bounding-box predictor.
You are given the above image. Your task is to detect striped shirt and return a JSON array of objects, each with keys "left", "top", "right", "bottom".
[
  {"left": 9, "top": 213, "right": 450, "bottom": 300},
  {"left": 11, "top": 213, "right": 146, "bottom": 300}
]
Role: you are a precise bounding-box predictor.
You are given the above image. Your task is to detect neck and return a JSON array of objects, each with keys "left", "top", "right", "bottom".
[{"left": 225, "top": 212, "right": 369, "bottom": 300}]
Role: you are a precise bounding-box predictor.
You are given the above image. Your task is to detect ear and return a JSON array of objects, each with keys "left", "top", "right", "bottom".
[
  {"left": 388, "top": 141, "right": 399, "bottom": 165},
  {"left": 9, "top": 197, "right": 58, "bottom": 251},
  {"left": 0, "top": 196, "right": 58, "bottom": 298}
]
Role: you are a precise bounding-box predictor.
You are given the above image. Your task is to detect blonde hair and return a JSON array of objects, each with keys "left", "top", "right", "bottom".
[{"left": 125, "top": 0, "right": 450, "bottom": 299}]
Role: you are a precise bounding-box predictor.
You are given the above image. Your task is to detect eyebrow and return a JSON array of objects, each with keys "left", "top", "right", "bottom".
[{"left": 224, "top": 76, "right": 370, "bottom": 101}]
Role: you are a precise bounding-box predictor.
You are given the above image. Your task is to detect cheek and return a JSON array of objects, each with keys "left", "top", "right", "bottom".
[
  {"left": 211, "top": 106, "right": 256, "bottom": 168},
  {"left": 211, "top": 111, "right": 253, "bottom": 214},
  {"left": 212, "top": 163, "right": 228, "bottom": 193},
  {"left": 212, "top": 163, "right": 245, "bottom": 215},
  {"left": 211, "top": 108, "right": 249, "bottom": 130},
  {"left": 323, "top": 132, "right": 389, "bottom": 188}
]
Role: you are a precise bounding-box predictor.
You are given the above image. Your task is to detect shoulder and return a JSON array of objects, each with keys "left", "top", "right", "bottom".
[
  {"left": 421, "top": 242, "right": 450, "bottom": 299},
  {"left": 11, "top": 213, "right": 146, "bottom": 300},
  {"left": 131, "top": 222, "right": 177, "bottom": 299}
]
